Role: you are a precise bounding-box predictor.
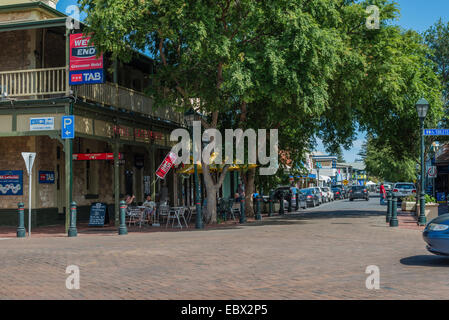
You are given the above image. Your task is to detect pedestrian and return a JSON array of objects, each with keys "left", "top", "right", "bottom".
[{"left": 379, "top": 183, "right": 386, "bottom": 205}]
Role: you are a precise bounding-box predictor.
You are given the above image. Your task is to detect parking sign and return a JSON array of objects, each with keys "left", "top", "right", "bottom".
[{"left": 62, "top": 116, "right": 75, "bottom": 139}]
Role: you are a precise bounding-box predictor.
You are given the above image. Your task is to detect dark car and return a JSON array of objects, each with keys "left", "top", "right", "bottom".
[
  {"left": 423, "top": 214, "right": 449, "bottom": 256},
  {"left": 301, "top": 188, "right": 320, "bottom": 207},
  {"left": 349, "top": 186, "right": 369, "bottom": 201},
  {"left": 274, "top": 186, "right": 306, "bottom": 210},
  {"left": 333, "top": 184, "right": 348, "bottom": 199},
  {"left": 332, "top": 187, "right": 343, "bottom": 200}
]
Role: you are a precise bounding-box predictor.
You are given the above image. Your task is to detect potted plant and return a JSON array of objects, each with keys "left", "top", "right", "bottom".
[
  {"left": 401, "top": 195, "right": 417, "bottom": 212},
  {"left": 416, "top": 195, "right": 439, "bottom": 221}
]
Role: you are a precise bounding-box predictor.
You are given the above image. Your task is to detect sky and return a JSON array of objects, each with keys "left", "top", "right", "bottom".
[{"left": 55, "top": 0, "right": 449, "bottom": 162}]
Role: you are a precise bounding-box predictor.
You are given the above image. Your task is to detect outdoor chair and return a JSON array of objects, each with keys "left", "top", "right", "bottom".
[
  {"left": 126, "top": 206, "right": 142, "bottom": 227},
  {"left": 158, "top": 204, "right": 170, "bottom": 225}
]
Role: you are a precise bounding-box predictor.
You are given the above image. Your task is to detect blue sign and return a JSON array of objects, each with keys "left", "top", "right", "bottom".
[
  {"left": 437, "top": 192, "right": 446, "bottom": 202},
  {"left": 424, "top": 129, "right": 449, "bottom": 136},
  {"left": 69, "top": 69, "right": 104, "bottom": 85},
  {"left": 39, "top": 171, "right": 55, "bottom": 184},
  {"left": 88, "top": 202, "right": 108, "bottom": 226},
  {"left": 0, "top": 170, "right": 23, "bottom": 195},
  {"left": 61, "top": 116, "right": 75, "bottom": 139},
  {"left": 30, "top": 117, "right": 54, "bottom": 131}
]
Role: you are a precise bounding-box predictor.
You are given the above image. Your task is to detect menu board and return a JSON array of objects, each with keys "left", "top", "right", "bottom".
[{"left": 88, "top": 202, "right": 108, "bottom": 226}]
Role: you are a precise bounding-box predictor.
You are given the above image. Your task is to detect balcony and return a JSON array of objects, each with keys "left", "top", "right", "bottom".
[{"left": 0, "top": 67, "right": 183, "bottom": 124}]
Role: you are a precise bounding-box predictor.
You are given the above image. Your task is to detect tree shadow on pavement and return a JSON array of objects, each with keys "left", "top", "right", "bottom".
[{"left": 400, "top": 255, "right": 449, "bottom": 267}]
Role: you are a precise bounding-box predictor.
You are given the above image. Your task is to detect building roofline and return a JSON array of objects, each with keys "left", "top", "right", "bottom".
[
  {"left": 0, "top": 2, "right": 66, "bottom": 18},
  {"left": 0, "top": 17, "right": 66, "bottom": 32}
]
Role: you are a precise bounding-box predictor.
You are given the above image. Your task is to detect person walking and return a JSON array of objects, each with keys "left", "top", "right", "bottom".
[{"left": 379, "top": 183, "right": 386, "bottom": 205}]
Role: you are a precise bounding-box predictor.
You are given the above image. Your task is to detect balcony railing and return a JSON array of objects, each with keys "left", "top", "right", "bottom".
[
  {"left": 0, "top": 67, "right": 66, "bottom": 97},
  {"left": 0, "top": 67, "right": 183, "bottom": 124}
]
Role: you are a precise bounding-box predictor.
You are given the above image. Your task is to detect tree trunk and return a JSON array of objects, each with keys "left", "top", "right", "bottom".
[
  {"left": 243, "top": 168, "right": 256, "bottom": 217},
  {"left": 203, "top": 163, "right": 229, "bottom": 224}
]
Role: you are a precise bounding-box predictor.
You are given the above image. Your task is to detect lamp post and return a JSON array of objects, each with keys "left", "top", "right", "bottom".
[
  {"left": 416, "top": 98, "right": 429, "bottom": 226},
  {"left": 185, "top": 108, "right": 204, "bottom": 229}
]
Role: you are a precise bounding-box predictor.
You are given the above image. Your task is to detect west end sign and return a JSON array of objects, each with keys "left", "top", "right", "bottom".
[{"left": 69, "top": 33, "right": 104, "bottom": 85}]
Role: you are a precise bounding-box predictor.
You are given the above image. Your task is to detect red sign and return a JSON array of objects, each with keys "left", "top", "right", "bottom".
[
  {"left": 73, "top": 153, "right": 122, "bottom": 161},
  {"left": 69, "top": 33, "right": 103, "bottom": 71},
  {"left": 155, "top": 152, "right": 177, "bottom": 179}
]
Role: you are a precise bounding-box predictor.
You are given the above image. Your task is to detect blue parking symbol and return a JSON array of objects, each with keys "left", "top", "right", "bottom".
[{"left": 61, "top": 116, "right": 75, "bottom": 139}]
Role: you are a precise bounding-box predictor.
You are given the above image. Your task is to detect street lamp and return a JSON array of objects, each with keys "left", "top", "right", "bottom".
[
  {"left": 184, "top": 108, "right": 204, "bottom": 229},
  {"left": 416, "top": 98, "right": 429, "bottom": 226}
]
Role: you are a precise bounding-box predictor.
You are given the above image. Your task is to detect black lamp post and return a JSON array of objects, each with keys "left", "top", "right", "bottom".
[
  {"left": 185, "top": 108, "right": 204, "bottom": 229},
  {"left": 416, "top": 98, "right": 429, "bottom": 226}
]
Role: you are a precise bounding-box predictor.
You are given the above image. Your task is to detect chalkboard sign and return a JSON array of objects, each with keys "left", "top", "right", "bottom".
[{"left": 88, "top": 202, "right": 108, "bottom": 226}]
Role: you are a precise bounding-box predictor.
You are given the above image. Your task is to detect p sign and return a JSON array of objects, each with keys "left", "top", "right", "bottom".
[{"left": 62, "top": 116, "right": 75, "bottom": 139}]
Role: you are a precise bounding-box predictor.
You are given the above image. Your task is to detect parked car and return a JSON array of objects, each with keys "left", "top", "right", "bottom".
[
  {"left": 423, "top": 214, "right": 449, "bottom": 256},
  {"left": 349, "top": 186, "right": 369, "bottom": 201},
  {"left": 274, "top": 186, "right": 306, "bottom": 210},
  {"left": 322, "top": 187, "right": 334, "bottom": 201},
  {"left": 392, "top": 182, "right": 416, "bottom": 199},
  {"left": 332, "top": 187, "right": 343, "bottom": 200},
  {"left": 314, "top": 187, "right": 325, "bottom": 204},
  {"left": 301, "top": 188, "right": 320, "bottom": 207}
]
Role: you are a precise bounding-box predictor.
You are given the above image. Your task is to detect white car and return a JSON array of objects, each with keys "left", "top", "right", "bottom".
[
  {"left": 321, "top": 187, "right": 334, "bottom": 201},
  {"left": 392, "top": 182, "right": 416, "bottom": 198}
]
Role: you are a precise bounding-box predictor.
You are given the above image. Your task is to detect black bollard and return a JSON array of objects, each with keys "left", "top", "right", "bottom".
[
  {"left": 17, "top": 202, "right": 26, "bottom": 238},
  {"left": 119, "top": 200, "right": 128, "bottom": 235},
  {"left": 255, "top": 194, "right": 262, "bottom": 220},
  {"left": 386, "top": 191, "right": 392, "bottom": 223},
  {"left": 239, "top": 196, "right": 247, "bottom": 223},
  {"left": 68, "top": 201, "right": 78, "bottom": 237},
  {"left": 390, "top": 196, "right": 398, "bottom": 227}
]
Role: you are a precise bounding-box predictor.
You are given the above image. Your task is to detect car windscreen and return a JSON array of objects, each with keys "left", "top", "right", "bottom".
[
  {"left": 301, "top": 189, "right": 314, "bottom": 195},
  {"left": 395, "top": 184, "right": 415, "bottom": 189},
  {"left": 351, "top": 186, "right": 365, "bottom": 191},
  {"left": 331, "top": 188, "right": 340, "bottom": 192}
]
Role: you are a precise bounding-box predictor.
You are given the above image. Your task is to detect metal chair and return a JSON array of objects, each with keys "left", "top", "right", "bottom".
[
  {"left": 158, "top": 204, "right": 170, "bottom": 225},
  {"left": 126, "top": 206, "right": 141, "bottom": 227}
]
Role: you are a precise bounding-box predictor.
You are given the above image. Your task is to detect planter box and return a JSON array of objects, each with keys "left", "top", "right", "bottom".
[
  {"left": 401, "top": 201, "right": 416, "bottom": 212},
  {"left": 416, "top": 203, "right": 439, "bottom": 222}
]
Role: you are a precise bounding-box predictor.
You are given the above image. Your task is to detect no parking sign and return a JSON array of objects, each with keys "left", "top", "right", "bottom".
[{"left": 427, "top": 166, "right": 437, "bottom": 178}]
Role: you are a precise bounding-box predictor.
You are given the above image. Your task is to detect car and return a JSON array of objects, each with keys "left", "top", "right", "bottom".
[
  {"left": 334, "top": 184, "right": 349, "bottom": 198},
  {"left": 314, "top": 187, "right": 325, "bottom": 204},
  {"left": 423, "top": 214, "right": 449, "bottom": 256},
  {"left": 392, "top": 182, "right": 416, "bottom": 199},
  {"left": 349, "top": 185, "right": 369, "bottom": 201},
  {"left": 321, "top": 187, "right": 334, "bottom": 201},
  {"left": 274, "top": 186, "right": 306, "bottom": 210},
  {"left": 331, "top": 187, "right": 343, "bottom": 200},
  {"left": 301, "top": 188, "right": 320, "bottom": 207}
]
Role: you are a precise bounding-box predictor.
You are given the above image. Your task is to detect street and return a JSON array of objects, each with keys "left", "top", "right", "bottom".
[{"left": 1, "top": 198, "right": 448, "bottom": 300}]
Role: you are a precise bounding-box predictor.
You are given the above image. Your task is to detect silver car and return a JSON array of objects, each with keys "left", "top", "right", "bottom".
[{"left": 392, "top": 182, "right": 416, "bottom": 198}]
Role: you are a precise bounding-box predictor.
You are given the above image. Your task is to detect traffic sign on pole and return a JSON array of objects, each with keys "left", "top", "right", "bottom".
[
  {"left": 424, "top": 129, "right": 449, "bottom": 136},
  {"left": 427, "top": 166, "right": 437, "bottom": 178},
  {"left": 21, "top": 152, "right": 36, "bottom": 237},
  {"left": 62, "top": 116, "right": 75, "bottom": 139}
]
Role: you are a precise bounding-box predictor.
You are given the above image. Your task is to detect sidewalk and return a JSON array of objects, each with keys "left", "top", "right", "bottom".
[
  {"left": 0, "top": 216, "right": 263, "bottom": 239},
  {"left": 395, "top": 202, "right": 448, "bottom": 231}
]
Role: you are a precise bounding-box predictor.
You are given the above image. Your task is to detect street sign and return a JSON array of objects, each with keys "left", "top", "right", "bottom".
[
  {"left": 30, "top": 117, "right": 54, "bottom": 131},
  {"left": 343, "top": 180, "right": 349, "bottom": 186},
  {"left": 424, "top": 129, "right": 449, "bottom": 136},
  {"left": 156, "top": 151, "right": 177, "bottom": 179},
  {"left": 316, "top": 162, "right": 322, "bottom": 169},
  {"left": 21, "top": 152, "right": 36, "bottom": 237},
  {"left": 73, "top": 153, "right": 122, "bottom": 161},
  {"left": 69, "top": 69, "right": 104, "bottom": 85},
  {"left": 427, "top": 166, "right": 437, "bottom": 178},
  {"left": 62, "top": 116, "right": 75, "bottom": 139}
]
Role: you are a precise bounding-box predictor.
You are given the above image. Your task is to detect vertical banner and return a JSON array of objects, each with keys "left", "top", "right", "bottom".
[{"left": 69, "top": 33, "right": 104, "bottom": 85}]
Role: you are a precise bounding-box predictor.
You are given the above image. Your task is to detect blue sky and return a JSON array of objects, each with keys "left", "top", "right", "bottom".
[{"left": 56, "top": 0, "right": 449, "bottom": 162}]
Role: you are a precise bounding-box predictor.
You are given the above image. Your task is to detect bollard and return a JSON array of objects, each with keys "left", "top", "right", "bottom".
[
  {"left": 279, "top": 193, "right": 285, "bottom": 215},
  {"left": 287, "top": 193, "right": 292, "bottom": 212},
  {"left": 239, "top": 196, "right": 246, "bottom": 223},
  {"left": 390, "top": 195, "right": 398, "bottom": 227},
  {"left": 386, "top": 191, "right": 392, "bottom": 223},
  {"left": 255, "top": 194, "right": 262, "bottom": 220},
  {"left": 119, "top": 200, "right": 128, "bottom": 235},
  {"left": 17, "top": 202, "right": 26, "bottom": 238},
  {"left": 269, "top": 190, "right": 274, "bottom": 217},
  {"left": 295, "top": 192, "right": 299, "bottom": 211},
  {"left": 68, "top": 201, "right": 78, "bottom": 237}
]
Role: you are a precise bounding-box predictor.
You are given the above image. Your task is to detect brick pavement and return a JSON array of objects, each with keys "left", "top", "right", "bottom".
[{"left": 0, "top": 199, "right": 448, "bottom": 300}]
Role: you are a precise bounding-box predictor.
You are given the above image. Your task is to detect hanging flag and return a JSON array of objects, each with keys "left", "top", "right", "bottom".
[{"left": 156, "top": 152, "right": 178, "bottom": 179}]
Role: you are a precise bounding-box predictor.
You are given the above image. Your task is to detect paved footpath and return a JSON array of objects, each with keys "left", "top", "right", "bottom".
[{"left": 1, "top": 198, "right": 449, "bottom": 300}]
